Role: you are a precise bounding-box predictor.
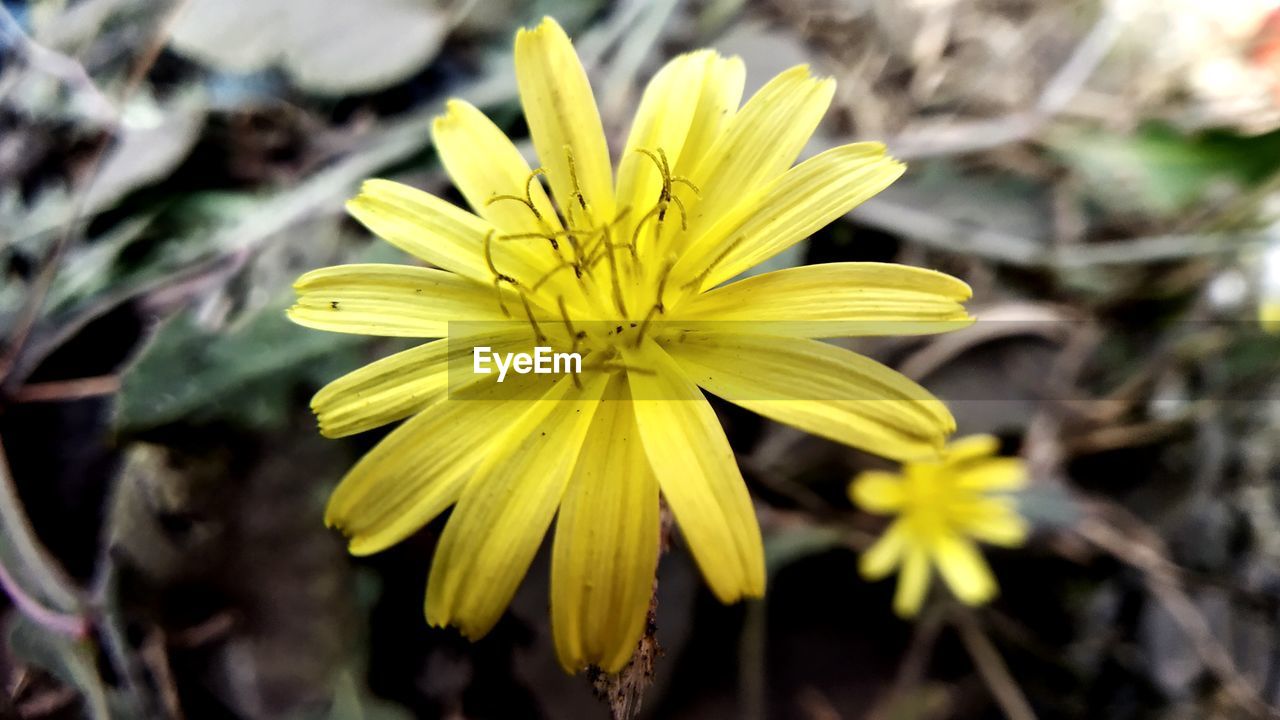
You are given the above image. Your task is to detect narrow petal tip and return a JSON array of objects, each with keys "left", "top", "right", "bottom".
[{"left": 517, "top": 15, "right": 566, "bottom": 43}]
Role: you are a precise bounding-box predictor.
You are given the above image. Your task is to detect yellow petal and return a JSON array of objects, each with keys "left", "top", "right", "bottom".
[
  {"left": 432, "top": 99, "right": 563, "bottom": 238},
  {"left": 680, "top": 66, "right": 835, "bottom": 249},
  {"left": 850, "top": 470, "right": 906, "bottom": 513},
  {"left": 665, "top": 333, "right": 954, "bottom": 461},
  {"left": 671, "top": 54, "right": 745, "bottom": 180},
  {"left": 944, "top": 434, "right": 1001, "bottom": 464},
  {"left": 931, "top": 534, "right": 997, "bottom": 606},
  {"left": 626, "top": 342, "right": 764, "bottom": 603},
  {"left": 312, "top": 340, "right": 449, "bottom": 438},
  {"left": 515, "top": 17, "right": 614, "bottom": 222},
  {"left": 675, "top": 144, "right": 904, "bottom": 292},
  {"left": 860, "top": 520, "right": 907, "bottom": 580},
  {"left": 425, "top": 373, "right": 609, "bottom": 639},
  {"left": 324, "top": 367, "right": 552, "bottom": 556},
  {"left": 325, "top": 406, "right": 478, "bottom": 556},
  {"left": 345, "top": 179, "right": 494, "bottom": 284},
  {"left": 288, "top": 264, "right": 507, "bottom": 337},
  {"left": 959, "top": 499, "right": 1030, "bottom": 548},
  {"left": 615, "top": 51, "right": 711, "bottom": 250},
  {"left": 1262, "top": 299, "right": 1280, "bottom": 333},
  {"left": 674, "top": 262, "right": 972, "bottom": 336},
  {"left": 893, "top": 546, "right": 931, "bottom": 617},
  {"left": 955, "top": 458, "right": 1027, "bottom": 492},
  {"left": 311, "top": 329, "right": 532, "bottom": 438},
  {"left": 551, "top": 375, "right": 660, "bottom": 673}
]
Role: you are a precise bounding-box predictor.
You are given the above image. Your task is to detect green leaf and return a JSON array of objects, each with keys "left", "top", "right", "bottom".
[
  {"left": 116, "top": 294, "right": 371, "bottom": 430},
  {"left": 764, "top": 525, "right": 845, "bottom": 578},
  {"left": 1048, "top": 123, "right": 1280, "bottom": 216}
]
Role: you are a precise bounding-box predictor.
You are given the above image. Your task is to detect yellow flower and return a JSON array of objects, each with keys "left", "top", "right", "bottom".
[
  {"left": 850, "top": 435, "right": 1029, "bottom": 618},
  {"left": 289, "top": 17, "right": 973, "bottom": 672},
  {"left": 1262, "top": 300, "right": 1280, "bottom": 333}
]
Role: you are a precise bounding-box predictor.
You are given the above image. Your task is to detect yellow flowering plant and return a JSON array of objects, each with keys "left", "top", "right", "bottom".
[
  {"left": 850, "top": 434, "right": 1030, "bottom": 618},
  {"left": 289, "top": 17, "right": 974, "bottom": 672}
]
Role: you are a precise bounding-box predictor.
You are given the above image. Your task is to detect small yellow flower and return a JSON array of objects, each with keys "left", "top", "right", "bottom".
[
  {"left": 290, "top": 17, "right": 974, "bottom": 672},
  {"left": 850, "top": 435, "right": 1029, "bottom": 617},
  {"left": 1261, "top": 300, "right": 1280, "bottom": 333},
  {"left": 1262, "top": 243, "right": 1280, "bottom": 333}
]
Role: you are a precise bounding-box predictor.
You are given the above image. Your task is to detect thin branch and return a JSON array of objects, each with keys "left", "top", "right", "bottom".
[
  {"left": 12, "top": 376, "right": 121, "bottom": 404},
  {"left": 888, "top": 0, "right": 1122, "bottom": 159},
  {"left": 869, "top": 603, "right": 947, "bottom": 720},
  {"left": 951, "top": 606, "right": 1038, "bottom": 720},
  {"left": 852, "top": 195, "right": 1269, "bottom": 270},
  {"left": 1078, "top": 511, "right": 1272, "bottom": 718}
]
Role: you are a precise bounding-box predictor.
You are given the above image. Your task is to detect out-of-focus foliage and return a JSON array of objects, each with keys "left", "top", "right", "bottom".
[
  {"left": 1049, "top": 123, "right": 1280, "bottom": 216},
  {"left": 169, "top": 0, "right": 449, "bottom": 94}
]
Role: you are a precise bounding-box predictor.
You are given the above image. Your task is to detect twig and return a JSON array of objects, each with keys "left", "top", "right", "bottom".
[
  {"left": 851, "top": 196, "right": 1269, "bottom": 270},
  {"left": 1077, "top": 509, "right": 1272, "bottom": 718},
  {"left": 167, "top": 612, "right": 236, "bottom": 649},
  {"left": 870, "top": 603, "right": 947, "bottom": 720},
  {"left": 12, "top": 376, "right": 121, "bottom": 404},
  {"left": 141, "top": 628, "right": 184, "bottom": 720},
  {"left": 888, "top": 0, "right": 1122, "bottom": 159},
  {"left": 895, "top": 603, "right": 946, "bottom": 691},
  {"left": 14, "top": 685, "right": 78, "bottom": 718},
  {"left": 951, "top": 606, "right": 1038, "bottom": 720},
  {"left": 795, "top": 686, "right": 840, "bottom": 720}
]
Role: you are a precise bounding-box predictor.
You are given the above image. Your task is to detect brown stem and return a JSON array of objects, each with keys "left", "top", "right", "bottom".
[
  {"left": 590, "top": 503, "right": 673, "bottom": 719},
  {"left": 951, "top": 606, "right": 1038, "bottom": 720}
]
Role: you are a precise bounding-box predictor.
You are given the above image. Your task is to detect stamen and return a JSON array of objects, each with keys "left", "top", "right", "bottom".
[
  {"left": 681, "top": 235, "right": 745, "bottom": 292},
  {"left": 484, "top": 168, "right": 548, "bottom": 223},
  {"left": 635, "top": 148, "right": 667, "bottom": 185},
  {"left": 630, "top": 205, "right": 660, "bottom": 256},
  {"left": 654, "top": 257, "right": 674, "bottom": 308},
  {"left": 482, "top": 230, "right": 518, "bottom": 316},
  {"left": 525, "top": 168, "right": 547, "bottom": 209},
  {"left": 529, "top": 262, "right": 573, "bottom": 292},
  {"left": 670, "top": 193, "right": 689, "bottom": 230},
  {"left": 581, "top": 206, "right": 631, "bottom": 264},
  {"left": 633, "top": 259, "right": 674, "bottom": 347},
  {"left": 498, "top": 231, "right": 560, "bottom": 252},
  {"left": 633, "top": 147, "right": 695, "bottom": 255},
  {"left": 601, "top": 224, "right": 629, "bottom": 317},
  {"left": 584, "top": 241, "right": 634, "bottom": 271},
  {"left": 672, "top": 176, "right": 701, "bottom": 195},
  {"left": 519, "top": 292, "right": 547, "bottom": 344},
  {"left": 557, "top": 295, "right": 585, "bottom": 389},
  {"left": 565, "top": 146, "right": 588, "bottom": 211}
]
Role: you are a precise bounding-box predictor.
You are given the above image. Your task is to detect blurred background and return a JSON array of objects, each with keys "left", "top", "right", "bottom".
[{"left": 3, "top": 0, "right": 1280, "bottom": 717}]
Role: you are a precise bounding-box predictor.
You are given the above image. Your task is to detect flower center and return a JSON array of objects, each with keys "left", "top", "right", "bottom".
[{"left": 478, "top": 147, "right": 715, "bottom": 373}]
